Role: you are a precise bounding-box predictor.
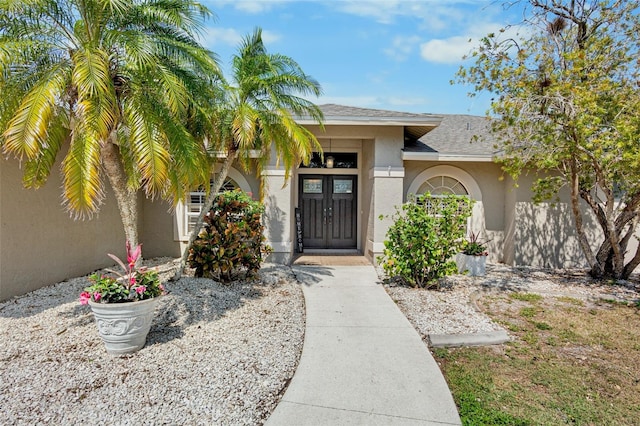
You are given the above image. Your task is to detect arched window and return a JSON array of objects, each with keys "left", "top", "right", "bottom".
[
  {"left": 418, "top": 175, "right": 469, "bottom": 196},
  {"left": 175, "top": 167, "right": 253, "bottom": 240},
  {"left": 407, "top": 165, "right": 482, "bottom": 202},
  {"left": 415, "top": 176, "right": 469, "bottom": 218},
  {"left": 186, "top": 177, "right": 239, "bottom": 232},
  {"left": 406, "top": 165, "right": 484, "bottom": 234}
]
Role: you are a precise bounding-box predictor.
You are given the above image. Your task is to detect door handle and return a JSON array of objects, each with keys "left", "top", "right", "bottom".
[
  {"left": 323, "top": 208, "right": 327, "bottom": 225},
  {"left": 328, "top": 206, "right": 332, "bottom": 225}
]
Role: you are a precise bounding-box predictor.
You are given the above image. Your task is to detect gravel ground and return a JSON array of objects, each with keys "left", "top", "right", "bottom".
[
  {"left": 0, "top": 259, "right": 304, "bottom": 426},
  {"left": 4, "top": 258, "right": 639, "bottom": 425},
  {"left": 385, "top": 262, "right": 640, "bottom": 338}
]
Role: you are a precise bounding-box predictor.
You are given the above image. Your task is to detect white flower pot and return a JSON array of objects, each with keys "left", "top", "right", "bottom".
[
  {"left": 89, "top": 297, "right": 161, "bottom": 355},
  {"left": 456, "top": 253, "right": 487, "bottom": 276}
]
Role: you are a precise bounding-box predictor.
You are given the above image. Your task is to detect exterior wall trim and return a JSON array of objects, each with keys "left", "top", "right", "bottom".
[
  {"left": 406, "top": 165, "right": 483, "bottom": 201},
  {"left": 262, "top": 168, "right": 287, "bottom": 177},
  {"left": 402, "top": 152, "right": 495, "bottom": 162},
  {"left": 369, "top": 166, "right": 405, "bottom": 179}
]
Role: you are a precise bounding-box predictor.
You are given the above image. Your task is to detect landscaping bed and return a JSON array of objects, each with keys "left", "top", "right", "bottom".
[{"left": 0, "top": 260, "right": 304, "bottom": 425}]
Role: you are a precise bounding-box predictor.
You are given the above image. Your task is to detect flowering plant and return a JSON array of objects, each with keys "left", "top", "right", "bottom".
[
  {"left": 461, "top": 232, "right": 489, "bottom": 256},
  {"left": 80, "top": 242, "right": 165, "bottom": 304}
]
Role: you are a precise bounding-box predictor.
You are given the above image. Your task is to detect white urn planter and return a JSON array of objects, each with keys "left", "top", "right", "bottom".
[
  {"left": 89, "top": 297, "right": 161, "bottom": 355},
  {"left": 456, "top": 253, "right": 487, "bottom": 276}
]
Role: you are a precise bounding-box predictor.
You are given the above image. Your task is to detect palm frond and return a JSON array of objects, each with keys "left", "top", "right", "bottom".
[
  {"left": 62, "top": 128, "right": 104, "bottom": 218},
  {"left": 232, "top": 103, "right": 259, "bottom": 151},
  {"left": 72, "top": 47, "right": 113, "bottom": 99},
  {"left": 22, "top": 111, "right": 69, "bottom": 188},
  {"left": 3, "top": 63, "right": 69, "bottom": 159},
  {"left": 123, "top": 97, "right": 171, "bottom": 197}
]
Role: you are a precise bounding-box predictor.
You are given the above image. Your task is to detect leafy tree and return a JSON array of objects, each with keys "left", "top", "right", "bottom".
[
  {"left": 0, "top": 0, "right": 219, "bottom": 249},
  {"left": 175, "top": 28, "right": 324, "bottom": 276},
  {"left": 458, "top": 0, "right": 640, "bottom": 279}
]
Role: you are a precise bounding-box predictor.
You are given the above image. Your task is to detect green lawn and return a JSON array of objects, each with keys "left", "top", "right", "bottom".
[{"left": 433, "top": 292, "right": 640, "bottom": 425}]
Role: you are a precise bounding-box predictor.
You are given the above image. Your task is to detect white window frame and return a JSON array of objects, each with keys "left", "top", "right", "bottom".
[
  {"left": 174, "top": 167, "right": 252, "bottom": 241},
  {"left": 407, "top": 165, "right": 485, "bottom": 236}
]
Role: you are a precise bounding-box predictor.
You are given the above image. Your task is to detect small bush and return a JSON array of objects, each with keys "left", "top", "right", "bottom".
[
  {"left": 187, "top": 190, "right": 271, "bottom": 282},
  {"left": 378, "top": 194, "right": 472, "bottom": 288}
]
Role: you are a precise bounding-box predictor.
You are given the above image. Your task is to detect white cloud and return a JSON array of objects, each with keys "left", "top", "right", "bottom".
[
  {"left": 200, "top": 27, "right": 243, "bottom": 48},
  {"left": 383, "top": 35, "right": 421, "bottom": 62},
  {"left": 211, "top": 0, "right": 294, "bottom": 14},
  {"left": 419, "top": 23, "right": 523, "bottom": 64},
  {"left": 330, "top": 0, "right": 487, "bottom": 29},
  {"left": 260, "top": 30, "right": 282, "bottom": 45},
  {"left": 420, "top": 35, "right": 474, "bottom": 64},
  {"left": 199, "top": 27, "right": 281, "bottom": 49}
]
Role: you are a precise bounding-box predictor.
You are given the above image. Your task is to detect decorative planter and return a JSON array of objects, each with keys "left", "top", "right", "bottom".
[
  {"left": 88, "top": 297, "right": 161, "bottom": 355},
  {"left": 456, "top": 253, "right": 487, "bottom": 276}
]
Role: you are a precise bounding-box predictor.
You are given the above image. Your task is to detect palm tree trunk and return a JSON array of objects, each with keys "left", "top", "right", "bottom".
[
  {"left": 173, "top": 150, "right": 239, "bottom": 279},
  {"left": 102, "top": 139, "right": 139, "bottom": 249}
]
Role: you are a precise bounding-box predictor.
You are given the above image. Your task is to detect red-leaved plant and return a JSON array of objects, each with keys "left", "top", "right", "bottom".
[
  {"left": 461, "top": 232, "right": 490, "bottom": 256},
  {"left": 80, "top": 242, "right": 165, "bottom": 304}
]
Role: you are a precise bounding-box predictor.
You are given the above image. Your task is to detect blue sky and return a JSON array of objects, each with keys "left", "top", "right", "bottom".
[{"left": 198, "top": 1, "right": 523, "bottom": 115}]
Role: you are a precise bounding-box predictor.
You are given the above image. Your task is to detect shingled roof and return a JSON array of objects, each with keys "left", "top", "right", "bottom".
[
  {"left": 295, "top": 104, "right": 442, "bottom": 141},
  {"left": 404, "top": 114, "right": 500, "bottom": 160},
  {"left": 295, "top": 104, "right": 499, "bottom": 160},
  {"left": 316, "top": 104, "right": 440, "bottom": 120}
]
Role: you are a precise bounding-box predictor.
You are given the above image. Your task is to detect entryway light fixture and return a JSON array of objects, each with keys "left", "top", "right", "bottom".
[
  {"left": 326, "top": 138, "right": 334, "bottom": 168},
  {"left": 326, "top": 155, "right": 335, "bottom": 168}
]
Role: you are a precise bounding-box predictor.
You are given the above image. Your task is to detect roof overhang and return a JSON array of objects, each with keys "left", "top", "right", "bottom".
[
  {"left": 402, "top": 151, "right": 496, "bottom": 162},
  {"left": 295, "top": 115, "right": 443, "bottom": 140}
]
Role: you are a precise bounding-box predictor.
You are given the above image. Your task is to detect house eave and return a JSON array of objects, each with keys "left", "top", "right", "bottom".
[
  {"left": 295, "top": 115, "right": 442, "bottom": 127},
  {"left": 296, "top": 115, "right": 442, "bottom": 140},
  {"left": 402, "top": 152, "right": 496, "bottom": 162}
]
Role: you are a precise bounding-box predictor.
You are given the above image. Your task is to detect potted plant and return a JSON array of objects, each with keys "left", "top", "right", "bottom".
[
  {"left": 456, "top": 232, "right": 489, "bottom": 276},
  {"left": 80, "top": 242, "right": 166, "bottom": 355}
]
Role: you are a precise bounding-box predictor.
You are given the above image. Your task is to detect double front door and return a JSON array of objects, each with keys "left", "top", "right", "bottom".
[{"left": 299, "top": 175, "right": 357, "bottom": 249}]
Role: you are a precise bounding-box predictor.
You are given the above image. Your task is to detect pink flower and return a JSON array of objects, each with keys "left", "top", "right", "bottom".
[
  {"left": 79, "top": 291, "right": 91, "bottom": 305},
  {"left": 129, "top": 276, "right": 136, "bottom": 285},
  {"left": 135, "top": 286, "right": 146, "bottom": 295},
  {"left": 126, "top": 241, "right": 142, "bottom": 268},
  {"left": 93, "top": 292, "right": 102, "bottom": 302}
]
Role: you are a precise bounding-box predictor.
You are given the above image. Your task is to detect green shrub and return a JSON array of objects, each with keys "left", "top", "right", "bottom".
[
  {"left": 378, "top": 194, "right": 472, "bottom": 288},
  {"left": 187, "top": 190, "right": 271, "bottom": 282}
]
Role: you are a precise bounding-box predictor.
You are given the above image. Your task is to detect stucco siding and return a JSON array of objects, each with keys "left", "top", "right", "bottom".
[
  {"left": 141, "top": 199, "right": 182, "bottom": 258},
  {"left": 362, "top": 140, "right": 375, "bottom": 259},
  {"left": 0, "top": 156, "right": 124, "bottom": 301},
  {"left": 510, "top": 174, "right": 601, "bottom": 268}
]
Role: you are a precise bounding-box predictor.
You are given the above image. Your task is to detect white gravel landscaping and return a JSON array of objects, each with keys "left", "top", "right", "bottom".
[
  {"left": 0, "top": 259, "right": 304, "bottom": 425},
  {"left": 5, "top": 257, "right": 638, "bottom": 425}
]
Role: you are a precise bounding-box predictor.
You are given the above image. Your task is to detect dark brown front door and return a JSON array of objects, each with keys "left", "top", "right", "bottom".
[{"left": 299, "top": 175, "right": 357, "bottom": 249}]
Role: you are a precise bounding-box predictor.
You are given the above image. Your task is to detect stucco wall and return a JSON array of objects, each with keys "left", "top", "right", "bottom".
[
  {"left": 510, "top": 174, "right": 601, "bottom": 268},
  {"left": 141, "top": 198, "right": 182, "bottom": 258},
  {"left": 0, "top": 156, "right": 124, "bottom": 301},
  {"left": 361, "top": 140, "right": 375, "bottom": 258},
  {"left": 368, "top": 128, "right": 405, "bottom": 262}
]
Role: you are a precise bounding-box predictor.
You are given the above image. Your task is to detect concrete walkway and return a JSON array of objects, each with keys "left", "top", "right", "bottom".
[{"left": 266, "top": 265, "right": 461, "bottom": 425}]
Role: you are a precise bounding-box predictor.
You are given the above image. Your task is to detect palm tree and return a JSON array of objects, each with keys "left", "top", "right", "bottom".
[
  {"left": 176, "top": 28, "right": 324, "bottom": 275},
  {"left": 0, "top": 0, "right": 220, "bottom": 249}
]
